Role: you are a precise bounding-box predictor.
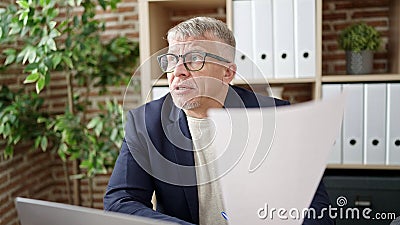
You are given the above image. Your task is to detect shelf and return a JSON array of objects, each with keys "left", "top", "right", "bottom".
[
  {"left": 147, "top": 0, "right": 227, "bottom": 22},
  {"left": 322, "top": 74, "right": 400, "bottom": 83},
  {"left": 152, "top": 77, "right": 317, "bottom": 87},
  {"left": 146, "top": 0, "right": 225, "bottom": 8},
  {"left": 154, "top": 74, "right": 400, "bottom": 86},
  {"left": 327, "top": 164, "right": 400, "bottom": 170},
  {"left": 152, "top": 79, "right": 169, "bottom": 86},
  {"left": 231, "top": 78, "right": 316, "bottom": 85}
]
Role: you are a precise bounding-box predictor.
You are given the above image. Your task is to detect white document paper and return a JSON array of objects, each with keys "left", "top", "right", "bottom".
[{"left": 208, "top": 94, "right": 345, "bottom": 225}]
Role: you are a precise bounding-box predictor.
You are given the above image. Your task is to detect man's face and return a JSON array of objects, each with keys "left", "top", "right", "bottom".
[{"left": 166, "top": 37, "right": 235, "bottom": 111}]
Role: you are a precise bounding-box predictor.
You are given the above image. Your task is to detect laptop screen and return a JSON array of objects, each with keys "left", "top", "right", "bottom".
[{"left": 15, "top": 197, "right": 177, "bottom": 225}]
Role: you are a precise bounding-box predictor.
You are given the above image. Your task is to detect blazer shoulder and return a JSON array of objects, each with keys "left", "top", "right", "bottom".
[
  {"left": 274, "top": 98, "right": 290, "bottom": 107},
  {"left": 128, "top": 94, "right": 168, "bottom": 115},
  {"left": 231, "top": 85, "right": 290, "bottom": 108}
]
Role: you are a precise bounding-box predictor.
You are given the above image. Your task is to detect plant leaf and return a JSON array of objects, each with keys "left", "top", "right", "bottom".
[
  {"left": 13, "top": 134, "right": 21, "bottom": 144},
  {"left": 23, "top": 72, "right": 39, "bottom": 84},
  {"left": 62, "top": 56, "right": 73, "bottom": 69},
  {"left": 9, "top": 23, "right": 21, "bottom": 35},
  {"left": 49, "top": 28, "right": 61, "bottom": 38},
  {"left": 70, "top": 174, "right": 85, "bottom": 180},
  {"left": 80, "top": 160, "right": 91, "bottom": 169},
  {"left": 98, "top": 0, "right": 106, "bottom": 10},
  {"left": 4, "top": 145, "right": 14, "bottom": 159},
  {"left": 5, "top": 54, "right": 16, "bottom": 65},
  {"left": 39, "top": 36, "right": 48, "bottom": 46},
  {"left": 4, "top": 49, "right": 16, "bottom": 65},
  {"left": 21, "top": 46, "right": 35, "bottom": 64},
  {"left": 27, "top": 47, "right": 37, "bottom": 63},
  {"left": 34, "top": 136, "right": 41, "bottom": 148},
  {"left": 110, "top": 128, "right": 118, "bottom": 141},
  {"left": 19, "top": 11, "right": 28, "bottom": 25},
  {"left": 47, "top": 38, "right": 57, "bottom": 51},
  {"left": 87, "top": 117, "right": 100, "bottom": 129},
  {"left": 67, "top": 0, "right": 75, "bottom": 7},
  {"left": 36, "top": 75, "right": 45, "bottom": 93},
  {"left": 40, "top": 136, "right": 48, "bottom": 151},
  {"left": 52, "top": 54, "right": 62, "bottom": 69},
  {"left": 94, "top": 122, "right": 103, "bottom": 137},
  {"left": 24, "top": 62, "right": 39, "bottom": 72},
  {"left": 49, "top": 21, "right": 56, "bottom": 29},
  {"left": 16, "top": 0, "right": 29, "bottom": 9}
]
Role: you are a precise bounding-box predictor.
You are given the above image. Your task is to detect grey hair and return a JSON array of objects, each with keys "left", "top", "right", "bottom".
[{"left": 167, "top": 17, "right": 236, "bottom": 48}]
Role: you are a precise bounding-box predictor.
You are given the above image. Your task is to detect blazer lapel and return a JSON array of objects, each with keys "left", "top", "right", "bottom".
[{"left": 164, "top": 97, "right": 199, "bottom": 224}]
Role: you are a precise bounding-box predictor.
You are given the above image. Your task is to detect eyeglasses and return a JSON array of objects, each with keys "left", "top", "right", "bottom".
[{"left": 157, "top": 51, "right": 231, "bottom": 73}]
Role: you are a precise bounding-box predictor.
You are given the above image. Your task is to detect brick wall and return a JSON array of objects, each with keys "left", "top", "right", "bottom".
[
  {"left": 0, "top": 143, "right": 59, "bottom": 225},
  {"left": 0, "top": 1, "right": 140, "bottom": 225}
]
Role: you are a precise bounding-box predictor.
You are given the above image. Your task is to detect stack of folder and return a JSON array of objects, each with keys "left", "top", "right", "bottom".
[
  {"left": 233, "top": 0, "right": 316, "bottom": 80},
  {"left": 322, "top": 83, "right": 400, "bottom": 165}
]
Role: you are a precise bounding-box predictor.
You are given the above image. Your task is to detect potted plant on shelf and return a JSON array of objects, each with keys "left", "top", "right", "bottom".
[{"left": 338, "top": 22, "right": 382, "bottom": 75}]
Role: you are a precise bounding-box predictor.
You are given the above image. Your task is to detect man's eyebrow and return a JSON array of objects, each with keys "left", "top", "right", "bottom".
[
  {"left": 167, "top": 49, "right": 179, "bottom": 54},
  {"left": 167, "top": 49, "right": 205, "bottom": 55},
  {"left": 167, "top": 46, "right": 179, "bottom": 53},
  {"left": 190, "top": 46, "right": 207, "bottom": 51}
]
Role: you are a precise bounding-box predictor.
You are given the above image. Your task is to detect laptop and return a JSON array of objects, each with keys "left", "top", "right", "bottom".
[{"left": 15, "top": 197, "right": 177, "bottom": 225}]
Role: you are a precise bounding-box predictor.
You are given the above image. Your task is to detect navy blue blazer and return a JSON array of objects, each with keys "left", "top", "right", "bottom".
[{"left": 104, "top": 85, "right": 334, "bottom": 225}]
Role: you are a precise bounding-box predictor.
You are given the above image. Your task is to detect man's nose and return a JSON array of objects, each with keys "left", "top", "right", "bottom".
[{"left": 172, "top": 57, "right": 190, "bottom": 78}]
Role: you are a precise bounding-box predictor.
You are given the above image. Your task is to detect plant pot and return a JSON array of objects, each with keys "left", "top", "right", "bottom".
[{"left": 346, "top": 50, "right": 373, "bottom": 75}]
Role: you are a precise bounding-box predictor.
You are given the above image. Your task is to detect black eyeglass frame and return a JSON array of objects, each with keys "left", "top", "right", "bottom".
[{"left": 157, "top": 51, "right": 231, "bottom": 73}]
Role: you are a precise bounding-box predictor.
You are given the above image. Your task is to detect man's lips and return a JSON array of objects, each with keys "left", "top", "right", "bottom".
[
  {"left": 172, "top": 83, "right": 195, "bottom": 91},
  {"left": 171, "top": 83, "right": 197, "bottom": 95}
]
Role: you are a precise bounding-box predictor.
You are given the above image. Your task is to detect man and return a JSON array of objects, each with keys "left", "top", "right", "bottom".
[{"left": 104, "top": 17, "right": 334, "bottom": 225}]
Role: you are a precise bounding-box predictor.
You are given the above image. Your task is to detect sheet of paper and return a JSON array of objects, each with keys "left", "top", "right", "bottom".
[{"left": 208, "top": 94, "right": 345, "bottom": 225}]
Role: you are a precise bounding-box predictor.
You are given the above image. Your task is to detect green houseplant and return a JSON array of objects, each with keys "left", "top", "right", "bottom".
[
  {"left": 338, "top": 22, "right": 382, "bottom": 74},
  {"left": 0, "top": 0, "right": 139, "bottom": 207}
]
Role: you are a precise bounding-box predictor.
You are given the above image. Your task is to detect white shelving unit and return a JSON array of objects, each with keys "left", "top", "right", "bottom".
[{"left": 138, "top": 0, "right": 400, "bottom": 169}]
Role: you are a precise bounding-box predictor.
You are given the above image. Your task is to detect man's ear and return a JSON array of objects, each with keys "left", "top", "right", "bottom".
[{"left": 223, "top": 64, "right": 236, "bottom": 83}]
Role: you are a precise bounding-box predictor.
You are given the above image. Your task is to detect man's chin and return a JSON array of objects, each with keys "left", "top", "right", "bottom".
[
  {"left": 172, "top": 96, "right": 200, "bottom": 110},
  {"left": 182, "top": 101, "right": 200, "bottom": 110}
]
